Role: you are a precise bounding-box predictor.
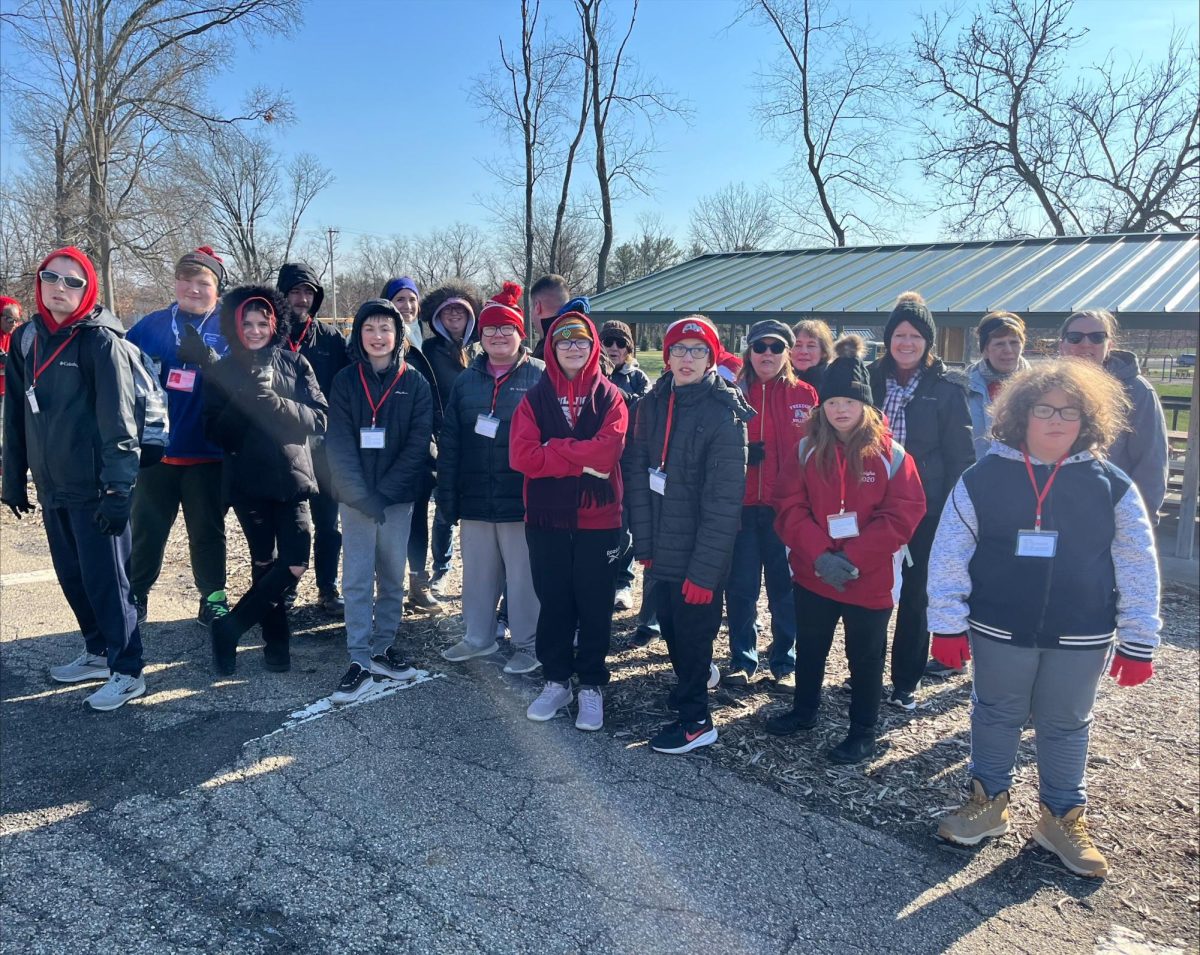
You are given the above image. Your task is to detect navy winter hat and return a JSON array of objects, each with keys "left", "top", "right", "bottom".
[
  {"left": 747, "top": 319, "right": 795, "bottom": 347},
  {"left": 382, "top": 276, "right": 419, "bottom": 301}
]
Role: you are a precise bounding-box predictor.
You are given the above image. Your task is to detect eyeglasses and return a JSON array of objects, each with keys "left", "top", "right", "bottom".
[
  {"left": 481, "top": 325, "right": 518, "bottom": 338},
  {"left": 39, "top": 269, "right": 87, "bottom": 290},
  {"left": 1063, "top": 330, "right": 1108, "bottom": 345},
  {"left": 1031, "top": 403, "right": 1082, "bottom": 422},
  {"left": 602, "top": 337, "right": 629, "bottom": 349},
  {"left": 751, "top": 340, "right": 787, "bottom": 354},
  {"left": 554, "top": 338, "right": 591, "bottom": 352},
  {"left": 669, "top": 343, "right": 710, "bottom": 360}
]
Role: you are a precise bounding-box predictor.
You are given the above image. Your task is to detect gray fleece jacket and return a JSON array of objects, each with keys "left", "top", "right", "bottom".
[{"left": 1103, "top": 350, "right": 1169, "bottom": 525}]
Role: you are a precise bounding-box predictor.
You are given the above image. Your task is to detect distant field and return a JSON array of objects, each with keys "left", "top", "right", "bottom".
[
  {"left": 1156, "top": 381, "right": 1191, "bottom": 433},
  {"left": 637, "top": 351, "right": 664, "bottom": 380}
]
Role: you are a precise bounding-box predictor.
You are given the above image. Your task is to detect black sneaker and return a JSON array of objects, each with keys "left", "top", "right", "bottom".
[
  {"left": 132, "top": 594, "right": 148, "bottom": 627},
  {"left": 331, "top": 663, "right": 377, "bottom": 704},
  {"left": 924, "top": 658, "right": 965, "bottom": 678},
  {"left": 764, "top": 708, "right": 819, "bottom": 736},
  {"left": 888, "top": 689, "right": 917, "bottom": 711},
  {"left": 650, "top": 717, "right": 717, "bottom": 754},
  {"left": 370, "top": 646, "right": 417, "bottom": 682},
  {"left": 630, "top": 627, "right": 660, "bottom": 648},
  {"left": 197, "top": 592, "right": 230, "bottom": 628},
  {"left": 828, "top": 732, "right": 876, "bottom": 764}
]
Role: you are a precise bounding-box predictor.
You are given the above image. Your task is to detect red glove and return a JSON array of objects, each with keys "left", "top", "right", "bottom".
[
  {"left": 1109, "top": 650, "right": 1154, "bottom": 687},
  {"left": 931, "top": 633, "right": 970, "bottom": 669},
  {"left": 681, "top": 580, "right": 714, "bottom": 605},
  {"left": 639, "top": 559, "right": 653, "bottom": 569}
]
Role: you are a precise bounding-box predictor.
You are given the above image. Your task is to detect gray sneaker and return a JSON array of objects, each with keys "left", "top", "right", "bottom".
[
  {"left": 442, "top": 640, "right": 499, "bottom": 663},
  {"left": 85, "top": 672, "right": 146, "bottom": 711},
  {"left": 575, "top": 686, "right": 604, "bottom": 731},
  {"left": 527, "top": 681, "right": 573, "bottom": 722},
  {"left": 503, "top": 650, "right": 541, "bottom": 675},
  {"left": 49, "top": 652, "right": 110, "bottom": 684}
]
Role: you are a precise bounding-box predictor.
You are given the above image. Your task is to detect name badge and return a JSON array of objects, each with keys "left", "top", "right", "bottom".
[
  {"left": 26, "top": 387, "right": 40, "bottom": 414},
  {"left": 648, "top": 468, "right": 667, "bottom": 495},
  {"left": 1016, "top": 529, "right": 1058, "bottom": 558},
  {"left": 475, "top": 414, "right": 500, "bottom": 438},
  {"left": 360, "top": 427, "right": 386, "bottom": 449},
  {"left": 827, "top": 511, "right": 860, "bottom": 540},
  {"left": 165, "top": 368, "right": 197, "bottom": 392}
]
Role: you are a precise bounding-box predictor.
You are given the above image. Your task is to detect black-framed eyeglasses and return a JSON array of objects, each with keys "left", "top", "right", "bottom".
[
  {"left": 751, "top": 340, "right": 787, "bottom": 354},
  {"left": 554, "top": 338, "right": 591, "bottom": 352},
  {"left": 481, "top": 325, "right": 518, "bottom": 338},
  {"left": 669, "top": 344, "right": 709, "bottom": 360},
  {"left": 1063, "top": 330, "right": 1108, "bottom": 345},
  {"left": 1031, "top": 403, "right": 1082, "bottom": 421},
  {"left": 602, "top": 337, "right": 629, "bottom": 349},
  {"left": 39, "top": 269, "right": 88, "bottom": 290}
]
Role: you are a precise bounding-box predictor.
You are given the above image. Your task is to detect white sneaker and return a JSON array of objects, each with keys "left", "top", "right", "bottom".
[
  {"left": 442, "top": 640, "right": 499, "bottom": 662},
  {"left": 85, "top": 673, "right": 146, "bottom": 711},
  {"left": 707, "top": 663, "right": 720, "bottom": 690},
  {"left": 613, "top": 587, "right": 634, "bottom": 611},
  {"left": 527, "top": 681, "right": 573, "bottom": 721},
  {"left": 50, "top": 652, "right": 110, "bottom": 684},
  {"left": 503, "top": 650, "right": 541, "bottom": 675},
  {"left": 575, "top": 686, "right": 604, "bottom": 731}
]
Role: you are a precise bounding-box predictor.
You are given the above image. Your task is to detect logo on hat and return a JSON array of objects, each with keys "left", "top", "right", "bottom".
[{"left": 682, "top": 322, "right": 702, "bottom": 334}]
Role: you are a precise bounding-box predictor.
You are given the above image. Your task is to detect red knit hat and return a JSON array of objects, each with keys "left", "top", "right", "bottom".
[
  {"left": 478, "top": 281, "right": 525, "bottom": 336},
  {"left": 35, "top": 246, "right": 99, "bottom": 332},
  {"left": 663, "top": 315, "right": 720, "bottom": 369}
]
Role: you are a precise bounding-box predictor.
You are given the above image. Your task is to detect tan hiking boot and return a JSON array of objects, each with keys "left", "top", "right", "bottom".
[
  {"left": 1033, "top": 804, "right": 1109, "bottom": 878},
  {"left": 937, "top": 779, "right": 1010, "bottom": 846}
]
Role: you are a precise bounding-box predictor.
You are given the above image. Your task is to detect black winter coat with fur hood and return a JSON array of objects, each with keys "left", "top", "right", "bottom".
[
  {"left": 418, "top": 281, "right": 482, "bottom": 419},
  {"left": 203, "top": 285, "right": 329, "bottom": 507}
]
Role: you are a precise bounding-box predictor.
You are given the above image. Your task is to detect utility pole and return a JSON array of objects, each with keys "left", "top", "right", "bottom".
[{"left": 326, "top": 227, "right": 339, "bottom": 320}]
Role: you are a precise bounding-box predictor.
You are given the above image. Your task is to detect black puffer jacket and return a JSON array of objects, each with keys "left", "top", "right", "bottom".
[
  {"left": 2, "top": 306, "right": 140, "bottom": 507},
  {"left": 609, "top": 359, "right": 652, "bottom": 408},
  {"left": 435, "top": 348, "right": 544, "bottom": 524},
  {"left": 868, "top": 357, "right": 974, "bottom": 516},
  {"left": 628, "top": 371, "right": 752, "bottom": 590},
  {"left": 203, "top": 285, "right": 328, "bottom": 507},
  {"left": 325, "top": 299, "right": 434, "bottom": 507}
]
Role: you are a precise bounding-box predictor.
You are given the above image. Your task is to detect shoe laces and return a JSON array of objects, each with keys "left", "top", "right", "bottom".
[{"left": 1057, "top": 814, "right": 1095, "bottom": 849}]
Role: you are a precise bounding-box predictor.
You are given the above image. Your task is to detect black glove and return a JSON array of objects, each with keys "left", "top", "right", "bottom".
[
  {"left": 747, "top": 441, "right": 765, "bottom": 466},
  {"left": 94, "top": 491, "right": 132, "bottom": 536},
  {"left": 814, "top": 550, "right": 858, "bottom": 592},
  {"left": 176, "top": 324, "right": 217, "bottom": 368},
  {"left": 353, "top": 493, "right": 389, "bottom": 525},
  {"left": 3, "top": 491, "right": 34, "bottom": 520}
]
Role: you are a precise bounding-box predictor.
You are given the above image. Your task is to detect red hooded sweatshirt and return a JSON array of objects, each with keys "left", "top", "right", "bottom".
[
  {"left": 741, "top": 374, "right": 819, "bottom": 506},
  {"left": 510, "top": 313, "right": 628, "bottom": 530},
  {"left": 773, "top": 436, "right": 926, "bottom": 609},
  {"left": 35, "top": 247, "right": 100, "bottom": 334}
]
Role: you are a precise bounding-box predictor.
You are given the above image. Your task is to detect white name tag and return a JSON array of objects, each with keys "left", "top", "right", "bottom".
[
  {"left": 827, "top": 511, "right": 860, "bottom": 540},
  {"left": 165, "top": 368, "right": 196, "bottom": 392},
  {"left": 26, "top": 387, "right": 39, "bottom": 414},
  {"left": 1016, "top": 529, "right": 1058, "bottom": 558},
  {"left": 475, "top": 414, "right": 500, "bottom": 438},
  {"left": 360, "top": 427, "right": 386, "bottom": 449},
  {"left": 648, "top": 468, "right": 667, "bottom": 495}
]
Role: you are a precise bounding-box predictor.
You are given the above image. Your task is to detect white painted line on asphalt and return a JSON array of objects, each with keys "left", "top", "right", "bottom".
[
  {"left": 246, "top": 670, "right": 445, "bottom": 747},
  {"left": 0, "top": 569, "right": 59, "bottom": 587}
]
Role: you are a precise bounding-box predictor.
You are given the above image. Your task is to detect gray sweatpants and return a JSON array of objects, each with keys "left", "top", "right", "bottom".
[
  {"left": 340, "top": 502, "right": 414, "bottom": 667},
  {"left": 968, "top": 633, "right": 1110, "bottom": 815},
  {"left": 459, "top": 520, "right": 538, "bottom": 653}
]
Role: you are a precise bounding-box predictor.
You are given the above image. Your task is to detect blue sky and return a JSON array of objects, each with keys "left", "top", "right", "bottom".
[{"left": 6, "top": 0, "right": 1196, "bottom": 252}]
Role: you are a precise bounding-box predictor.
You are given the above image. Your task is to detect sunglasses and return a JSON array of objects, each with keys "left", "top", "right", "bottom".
[
  {"left": 751, "top": 340, "right": 787, "bottom": 354},
  {"left": 1063, "top": 330, "right": 1108, "bottom": 345},
  {"left": 39, "top": 269, "right": 88, "bottom": 290},
  {"left": 1031, "top": 403, "right": 1082, "bottom": 422},
  {"left": 602, "top": 337, "right": 629, "bottom": 349}
]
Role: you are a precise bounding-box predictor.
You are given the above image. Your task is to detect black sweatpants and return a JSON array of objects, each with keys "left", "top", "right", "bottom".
[
  {"left": 655, "top": 579, "right": 723, "bottom": 724},
  {"left": 793, "top": 583, "right": 891, "bottom": 733},
  {"left": 129, "top": 460, "right": 226, "bottom": 600},
  {"left": 526, "top": 525, "right": 620, "bottom": 686},
  {"left": 889, "top": 512, "right": 937, "bottom": 694}
]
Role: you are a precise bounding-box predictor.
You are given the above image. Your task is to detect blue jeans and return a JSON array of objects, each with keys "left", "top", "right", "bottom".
[
  {"left": 408, "top": 478, "right": 454, "bottom": 578},
  {"left": 725, "top": 505, "right": 796, "bottom": 677}
]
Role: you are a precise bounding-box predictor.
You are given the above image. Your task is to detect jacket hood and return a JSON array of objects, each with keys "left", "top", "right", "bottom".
[
  {"left": 276, "top": 262, "right": 325, "bottom": 316},
  {"left": 219, "top": 284, "right": 292, "bottom": 359},
  {"left": 987, "top": 440, "right": 1096, "bottom": 467},
  {"left": 418, "top": 281, "right": 482, "bottom": 343},
  {"left": 1103, "top": 349, "right": 1141, "bottom": 383},
  {"left": 39, "top": 303, "right": 124, "bottom": 336},
  {"left": 349, "top": 298, "right": 404, "bottom": 368}
]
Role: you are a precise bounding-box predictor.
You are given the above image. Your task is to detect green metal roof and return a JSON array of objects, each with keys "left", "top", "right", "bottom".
[{"left": 590, "top": 232, "right": 1200, "bottom": 330}]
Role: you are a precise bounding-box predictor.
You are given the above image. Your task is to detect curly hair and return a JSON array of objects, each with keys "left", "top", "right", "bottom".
[
  {"left": 990, "top": 358, "right": 1130, "bottom": 456},
  {"left": 790, "top": 319, "right": 835, "bottom": 363}
]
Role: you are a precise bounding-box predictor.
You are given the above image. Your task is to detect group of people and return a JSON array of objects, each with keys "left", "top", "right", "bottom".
[{"left": 0, "top": 245, "right": 1166, "bottom": 880}]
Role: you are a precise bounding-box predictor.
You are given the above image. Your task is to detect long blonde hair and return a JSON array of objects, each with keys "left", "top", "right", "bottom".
[{"left": 806, "top": 403, "right": 889, "bottom": 480}]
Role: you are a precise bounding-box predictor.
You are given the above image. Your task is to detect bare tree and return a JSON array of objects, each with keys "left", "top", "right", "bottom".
[
  {"left": 690, "top": 182, "right": 781, "bottom": 252},
  {"left": 751, "top": 0, "right": 909, "bottom": 246},
  {"left": 2, "top": 0, "right": 297, "bottom": 310},
  {"left": 281, "top": 153, "right": 334, "bottom": 264},
  {"left": 608, "top": 215, "right": 683, "bottom": 287}
]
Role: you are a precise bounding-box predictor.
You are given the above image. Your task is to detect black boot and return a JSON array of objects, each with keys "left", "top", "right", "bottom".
[
  {"left": 764, "top": 707, "right": 819, "bottom": 736},
  {"left": 210, "top": 564, "right": 295, "bottom": 675},
  {"left": 261, "top": 602, "right": 291, "bottom": 672},
  {"left": 828, "top": 726, "right": 877, "bottom": 765}
]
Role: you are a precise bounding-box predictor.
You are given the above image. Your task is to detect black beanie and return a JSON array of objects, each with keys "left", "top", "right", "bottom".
[
  {"left": 176, "top": 246, "right": 226, "bottom": 288},
  {"left": 883, "top": 291, "right": 935, "bottom": 352},
  {"left": 820, "top": 335, "right": 874, "bottom": 406},
  {"left": 747, "top": 319, "right": 795, "bottom": 347}
]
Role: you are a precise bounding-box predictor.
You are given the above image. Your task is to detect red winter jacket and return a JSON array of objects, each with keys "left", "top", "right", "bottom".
[
  {"left": 510, "top": 316, "right": 628, "bottom": 530},
  {"left": 774, "top": 439, "right": 926, "bottom": 609},
  {"left": 741, "top": 375, "right": 819, "bottom": 506}
]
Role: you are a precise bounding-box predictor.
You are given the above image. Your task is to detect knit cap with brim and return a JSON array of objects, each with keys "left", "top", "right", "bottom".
[
  {"left": 552, "top": 313, "right": 592, "bottom": 342},
  {"left": 882, "top": 291, "right": 936, "bottom": 352},
  {"left": 747, "top": 319, "right": 795, "bottom": 347},
  {"left": 820, "top": 335, "right": 874, "bottom": 406},
  {"left": 663, "top": 315, "right": 720, "bottom": 368}
]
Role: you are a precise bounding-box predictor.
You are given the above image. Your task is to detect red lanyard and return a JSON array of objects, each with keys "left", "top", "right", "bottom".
[
  {"left": 835, "top": 445, "right": 848, "bottom": 513},
  {"left": 288, "top": 317, "right": 312, "bottom": 353},
  {"left": 32, "top": 331, "right": 81, "bottom": 386},
  {"left": 1022, "top": 447, "right": 1067, "bottom": 530},
  {"left": 359, "top": 363, "right": 405, "bottom": 427},
  {"left": 658, "top": 392, "right": 676, "bottom": 470},
  {"left": 488, "top": 359, "right": 521, "bottom": 414}
]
